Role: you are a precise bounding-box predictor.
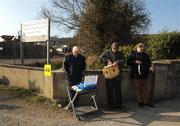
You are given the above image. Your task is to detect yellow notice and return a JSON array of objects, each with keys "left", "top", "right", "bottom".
[{"left": 44, "top": 64, "right": 51, "bottom": 76}]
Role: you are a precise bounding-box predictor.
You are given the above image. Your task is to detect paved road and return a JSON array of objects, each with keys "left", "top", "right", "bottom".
[{"left": 0, "top": 85, "right": 180, "bottom": 126}]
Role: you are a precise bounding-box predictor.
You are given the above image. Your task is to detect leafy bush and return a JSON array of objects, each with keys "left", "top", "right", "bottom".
[
  {"left": 145, "top": 32, "right": 180, "bottom": 60},
  {"left": 119, "top": 45, "right": 134, "bottom": 67},
  {"left": 119, "top": 32, "right": 180, "bottom": 61},
  {"left": 51, "top": 61, "right": 63, "bottom": 70},
  {"left": 119, "top": 45, "right": 134, "bottom": 58},
  {"left": 86, "top": 54, "right": 103, "bottom": 70}
]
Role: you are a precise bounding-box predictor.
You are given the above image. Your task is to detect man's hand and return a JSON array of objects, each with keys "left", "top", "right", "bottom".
[
  {"left": 107, "top": 60, "right": 113, "bottom": 65},
  {"left": 135, "top": 60, "right": 142, "bottom": 64},
  {"left": 113, "top": 61, "right": 119, "bottom": 66}
]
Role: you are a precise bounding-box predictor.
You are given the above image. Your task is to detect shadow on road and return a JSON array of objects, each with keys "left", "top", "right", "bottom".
[
  {"left": 79, "top": 98, "right": 180, "bottom": 125},
  {"left": 0, "top": 104, "right": 21, "bottom": 110}
]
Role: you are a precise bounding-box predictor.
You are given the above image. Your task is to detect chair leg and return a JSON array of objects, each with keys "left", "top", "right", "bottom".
[
  {"left": 66, "top": 87, "right": 72, "bottom": 109},
  {"left": 71, "top": 93, "right": 78, "bottom": 118},
  {"left": 91, "top": 94, "right": 98, "bottom": 110},
  {"left": 66, "top": 87, "right": 78, "bottom": 118}
]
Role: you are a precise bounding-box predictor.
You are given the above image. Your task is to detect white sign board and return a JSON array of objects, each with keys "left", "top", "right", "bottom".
[
  {"left": 21, "top": 19, "right": 49, "bottom": 42},
  {"left": 84, "top": 75, "right": 98, "bottom": 86}
]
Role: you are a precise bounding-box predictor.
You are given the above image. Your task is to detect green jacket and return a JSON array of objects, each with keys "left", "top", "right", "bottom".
[{"left": 100, "top": 49, "right": 125, "bottom": 68}]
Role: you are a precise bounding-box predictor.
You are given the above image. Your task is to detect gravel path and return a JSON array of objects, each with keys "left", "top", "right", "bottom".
[{"left": 0, "top": 85, "right": 180, "bottom": 126}]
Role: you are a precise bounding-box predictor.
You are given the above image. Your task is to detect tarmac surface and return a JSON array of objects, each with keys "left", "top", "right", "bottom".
[{"left": 0, "top": 85, "right": 180, "bottom": 126}]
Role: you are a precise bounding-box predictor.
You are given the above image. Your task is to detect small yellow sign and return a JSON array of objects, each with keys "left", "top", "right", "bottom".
[{"left": 44, "top": 64, "right": 51, "bottom": 76}]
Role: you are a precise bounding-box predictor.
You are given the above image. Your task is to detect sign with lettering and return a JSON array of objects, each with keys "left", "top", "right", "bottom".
[
  {"left": 21, "top": 19, "right": 49, "bottom": 42},
  {"left": 44, "top": 64, "right": 52, "bottom": 76}
]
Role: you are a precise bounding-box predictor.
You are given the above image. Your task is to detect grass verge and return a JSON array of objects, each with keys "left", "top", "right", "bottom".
[{"left": 0, "top": 84, "right": 59, "bottom": 108}]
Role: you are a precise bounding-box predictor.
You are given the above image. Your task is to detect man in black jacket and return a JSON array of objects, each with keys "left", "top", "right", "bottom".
[
  {"left": 127, "top": 43, "right": 154, "bottom": 108},
  {"left": 63, "top": 46, "right": 86, "bottom": 106},
  {"left": 100, "top": 42, "right": 126, "bottom": 111}
]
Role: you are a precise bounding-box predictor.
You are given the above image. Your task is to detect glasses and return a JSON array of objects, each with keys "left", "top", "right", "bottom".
[
  {"left": 140, "top": 48, "right": 145, "bottom": 52},
  {"left": 137, "top": 47, "right": 144, "bottom": 52}
]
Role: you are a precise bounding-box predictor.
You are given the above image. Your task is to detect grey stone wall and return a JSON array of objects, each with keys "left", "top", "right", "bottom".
[
  {"left": 0, "top": 59, "right": 179, "bottom": 105},
  {"left": 153, "top": 60, "right": 180, "bottom": 100},
  {"left": 52, "top": 70, "right": 154, "bottom": 105}
]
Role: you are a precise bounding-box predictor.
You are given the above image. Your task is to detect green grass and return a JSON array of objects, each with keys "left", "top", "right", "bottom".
[
  {"left": 8, "top": 87, "right": 36, "bottom": 97},
  {"left": 0, "top": 85, "right": 58, "bottom": 107}
]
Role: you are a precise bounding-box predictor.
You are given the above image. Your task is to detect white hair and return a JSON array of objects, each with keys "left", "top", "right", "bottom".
[
  {"left": 72, "top": 46, "right": 80, "bottom": 56},
  {"left": 72, "top": 46, "right": 80, "bottom": 52}
]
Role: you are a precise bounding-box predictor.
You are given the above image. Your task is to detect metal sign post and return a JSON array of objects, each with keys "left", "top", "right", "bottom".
[
  {"left": 20, "top": 24, "right": 24, "bottom": 65},
  {"left": 47, "top": 18, "right": 50, "bottom": 64}
]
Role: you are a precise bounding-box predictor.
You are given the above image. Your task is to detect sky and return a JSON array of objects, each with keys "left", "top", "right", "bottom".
[
  {"left": 145, "top": 0, "right": 180, "bottom": 33},
  {"left": 0, "top": 0, "right": 179, "bottom": 37}
]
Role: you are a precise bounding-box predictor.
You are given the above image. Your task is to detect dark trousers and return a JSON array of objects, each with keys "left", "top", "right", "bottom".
[
  {"left": 67, "top": 75, "right": 82, "bottom": 106},
  {"left": 106, "top": 75, "right": 122, "bottom": 108}
]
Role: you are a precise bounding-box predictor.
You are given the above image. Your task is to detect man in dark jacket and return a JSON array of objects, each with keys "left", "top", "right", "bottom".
[
  {"left": 63, "top": 46, "right": 86, "bottom": 106},
  {"left": 100, "top": 42, "right": 126, "bottom": 111},
  {"left": 127, "top": 43, "right": 154, "bottom": 108}
]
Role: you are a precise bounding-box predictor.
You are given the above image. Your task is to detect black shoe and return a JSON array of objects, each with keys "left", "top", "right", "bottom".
[
  {"left": 108, "top": 106, "right": 116, "bottom": 111},
  {"left": 138, "top": 103, "right": 145, "bottom": 108},
  {"left": 116, "top": 106, "right": 127, "bottom": 112},
  {"left": 119, "top": 107, "right": 127, "bottom": 112},
  {"left": 146, "top": 103, "right": 155, "bottom": 108}
]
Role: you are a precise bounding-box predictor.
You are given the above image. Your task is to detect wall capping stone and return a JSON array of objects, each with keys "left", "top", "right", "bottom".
[{"left": 0, "top": 63, "right": 43, "bottom": 71}]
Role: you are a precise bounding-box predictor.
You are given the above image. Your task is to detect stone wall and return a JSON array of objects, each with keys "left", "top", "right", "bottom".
[
  {"left": 153, "top": 60, "right": 180, "bottom": 100},
  {"left": 0, "top": 59, "right": 179, "bottom": 105},
  {"left": 0, "top": 64, "right": 54, "bottom": 99}
]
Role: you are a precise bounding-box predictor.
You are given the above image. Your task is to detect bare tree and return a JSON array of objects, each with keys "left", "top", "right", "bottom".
[
  {"left": 41, "top": 0, "right": 89, "bottom": 30},
  {"left": 41, "top": 0, "right": 150, "bottom": 54}
]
